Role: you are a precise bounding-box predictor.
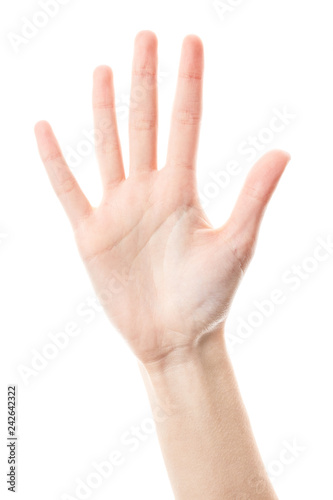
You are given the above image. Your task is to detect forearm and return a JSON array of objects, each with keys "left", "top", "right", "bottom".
[{"left": 140, "top": 329, "right": 278, "bottom": 500}]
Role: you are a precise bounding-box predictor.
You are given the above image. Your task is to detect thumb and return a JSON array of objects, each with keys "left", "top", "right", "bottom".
[{"left": 223, "top": 149, "right": 290, "bottom": 269}]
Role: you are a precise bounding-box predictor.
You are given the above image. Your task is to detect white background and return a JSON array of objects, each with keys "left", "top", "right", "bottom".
[{"left": 1, "top": 0, "right": 333, "bottom": 498}]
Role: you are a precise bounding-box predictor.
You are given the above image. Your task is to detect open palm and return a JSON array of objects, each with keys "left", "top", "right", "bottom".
[{"left": 35, "top": 32, "right": 289, "bottom": 365}]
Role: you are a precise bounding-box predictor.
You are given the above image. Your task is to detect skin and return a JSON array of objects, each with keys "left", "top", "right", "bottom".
[{"left": 35, "top": 31, "right": 289, "bottom": 499}]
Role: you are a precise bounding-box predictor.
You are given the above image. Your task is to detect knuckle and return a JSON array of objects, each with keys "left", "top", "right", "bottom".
[
  {"left": 175, "top": 108, "right": 201, "bottom": 126},
  {"left": 224, "top": 225, "right": 256, "bottom": 274},
  {"left": 168, "top": 158, "right": 193, "bottom": 172},
  {"left": 244, "top": 184, "right": 268, "bottom": 203},
  {"left": 132, "top": 67, "right": 157, "bottom": 79},
  {"left": 42, "top": 152, "right": 63, "bottom": 165},
  {"left": 93, "top": 101, "right": 115, "bottom": 111},
  {"left": 58, "top": 176, "right": 76, "bottom": 195},
  {"left": 179, "top": 71, "right": 202, "bottom": 81},
  {"left": 97, "top": 136, "right": 120, "bottom": 155},
  {"left": 131, "top": 111, "right": 157, "bottom": 131}
]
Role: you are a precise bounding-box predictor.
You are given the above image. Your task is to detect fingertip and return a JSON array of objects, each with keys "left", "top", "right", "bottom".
[
  {"left": 279, "top": 149, "right": 291, "bottom": 163},
  {"left": 182, "top": 35, "right": 204, "bottom": 62},
  {"left": 252, "top": 150, "right": 291, "bottom": 186},
  {"left": 34, "top": 121, "right": 54, "bottom": 146},
  {"left": 263, "top": 149, "right": 291, "bottom": 167},
  {"left": 135, "top": 30, "right": 158, "bottom": 50},
  {"left": 179, "top": 34, "right": 204, "bottom": 77},
  {"left": 183, "top": 34, "right": 203, "bottom": 50},
  {"left": 93, "top": 65, "right": 113, "bottom": 83},
  {"left": 34, "top": 120, "right": 50, "bottom": 135}
]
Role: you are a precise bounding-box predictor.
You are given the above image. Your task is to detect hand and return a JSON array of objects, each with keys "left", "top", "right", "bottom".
[{"left": 35, "top": 31, "right": 290, "bottom": 366}]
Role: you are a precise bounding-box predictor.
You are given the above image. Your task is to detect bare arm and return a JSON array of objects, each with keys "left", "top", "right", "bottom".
[
  {"left": 141, "top": 332, "right": 278, "bottom": 499},
  {"left": 35, "top": 31, "right": 289, "bottom": 499}
]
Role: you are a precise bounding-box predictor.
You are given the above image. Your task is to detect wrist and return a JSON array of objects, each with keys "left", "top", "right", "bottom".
[
  {"left": 140, "top": 327, "right": 230, "bottom": 417},
  {"left": 143, "top": 325, "right": 227, "bottom": 378}
]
